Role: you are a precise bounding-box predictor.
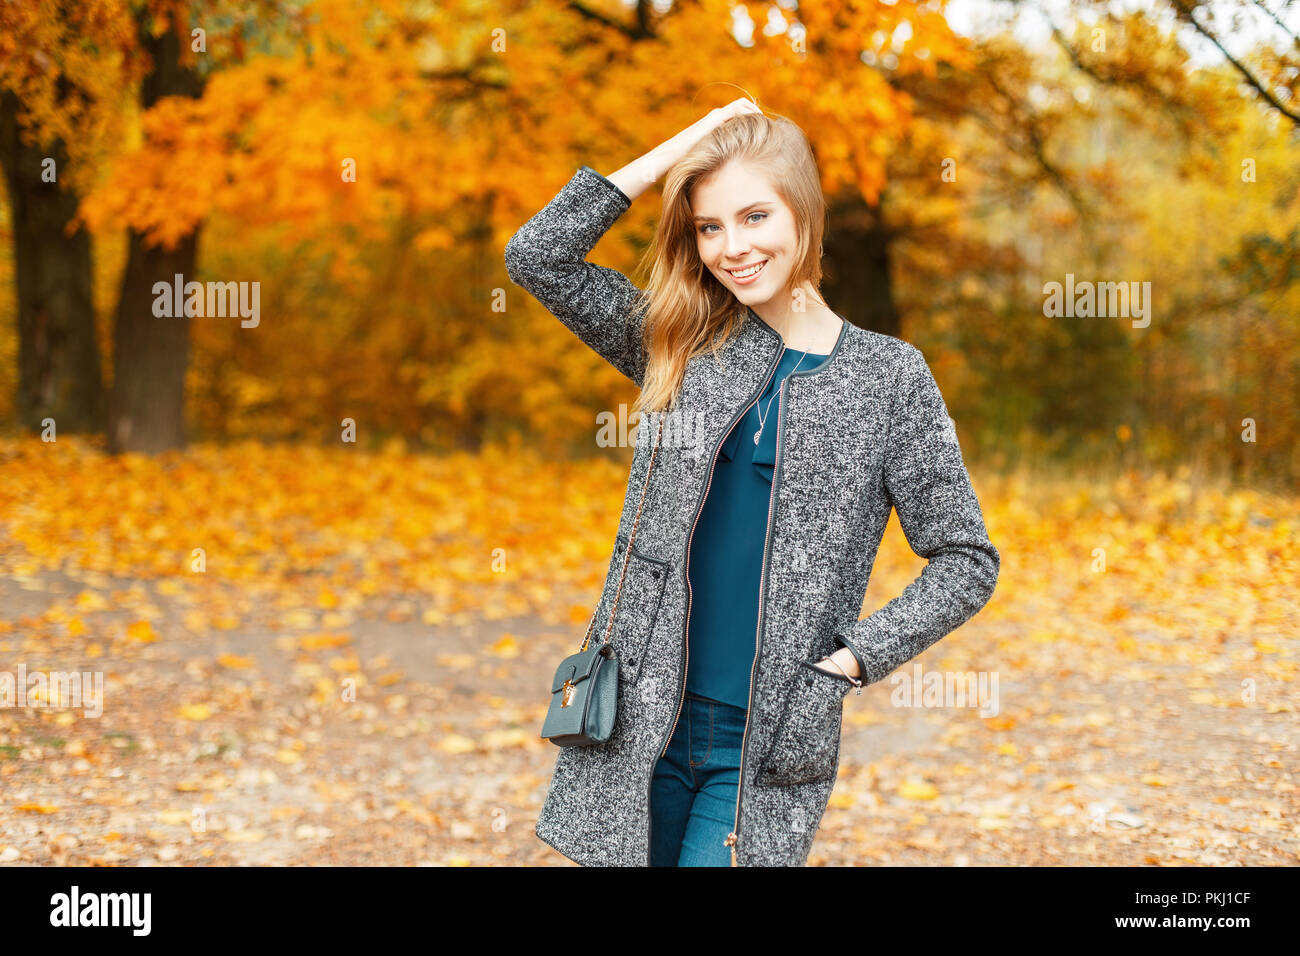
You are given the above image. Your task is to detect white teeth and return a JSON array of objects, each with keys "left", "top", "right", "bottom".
[{"left": 729, "top": 260, "right": 766, "bottom": 278}]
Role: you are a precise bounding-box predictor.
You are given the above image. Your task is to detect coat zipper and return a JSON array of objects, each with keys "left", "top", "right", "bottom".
[
  {"left": 644, "top": 349, "right": 782, "bottom": 866},
  {"left": 664, "top": 315, "right": 845, "bottom": 865},
  {"left": 725, "top": 375, "right": 785, "bottom": 866},
  {"left": 725, "top": 345, "right": 835, "bottom": 864}
]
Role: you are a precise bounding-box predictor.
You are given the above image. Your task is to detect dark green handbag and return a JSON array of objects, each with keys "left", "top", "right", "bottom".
[{"left": 541, "top": 416, "right": 663, "bottom": 747}]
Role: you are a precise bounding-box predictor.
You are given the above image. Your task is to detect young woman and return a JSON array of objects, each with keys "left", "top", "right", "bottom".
[{"left": 504, "top": 100, "right": 1000, "bottom": 867}]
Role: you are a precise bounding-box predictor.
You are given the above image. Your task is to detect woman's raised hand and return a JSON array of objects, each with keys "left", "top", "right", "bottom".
[
  {"left": 687, "top": 97, "right": 764, "bottom": 150},
  {"left": 604, "top": 97, "right": 764, "bottom": 204}
]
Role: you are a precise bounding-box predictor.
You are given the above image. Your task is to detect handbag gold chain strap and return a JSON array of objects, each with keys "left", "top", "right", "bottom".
[{"left": 580, "top": 413, "right": 665, "bottom": 652}]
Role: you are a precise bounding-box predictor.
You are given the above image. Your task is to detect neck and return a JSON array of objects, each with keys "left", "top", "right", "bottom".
[{"left": 748, "top": 284, "right": 842, "bottom": 352}]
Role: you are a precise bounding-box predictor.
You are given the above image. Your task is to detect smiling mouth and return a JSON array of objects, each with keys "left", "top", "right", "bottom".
[{"left": 726, "top": 259, "right": 767, "bottom": 280}]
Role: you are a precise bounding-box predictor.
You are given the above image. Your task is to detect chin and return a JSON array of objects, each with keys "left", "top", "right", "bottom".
[{"left": 731, "top": 280, "right": 787, "bottom": 307}]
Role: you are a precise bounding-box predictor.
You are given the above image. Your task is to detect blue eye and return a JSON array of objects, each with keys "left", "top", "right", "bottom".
[{"left": 699, "top": 212, "right": 766, "bottom": 235}]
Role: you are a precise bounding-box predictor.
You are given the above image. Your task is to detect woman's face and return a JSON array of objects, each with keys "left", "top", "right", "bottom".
[{"left": 690, "top": 161, "right": 800, "bottom": 309}]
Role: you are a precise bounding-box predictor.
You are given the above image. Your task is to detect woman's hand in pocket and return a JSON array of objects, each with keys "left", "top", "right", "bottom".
[{"left": 809, "top": 648, "right": 860, "bottom": 680}]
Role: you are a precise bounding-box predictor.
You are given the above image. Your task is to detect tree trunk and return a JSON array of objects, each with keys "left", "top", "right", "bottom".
[
  {"left": 822, "top": 195, "right": 901, "bottom": 339},
  {"left": 108, "top": 229, "right": 199, "bottom": 453},
  {"left": 0, "top": 89, "right": 105, "bottom": 434},
  {"left": 107, "top": 9, "right": 205, "bottom": 454}
]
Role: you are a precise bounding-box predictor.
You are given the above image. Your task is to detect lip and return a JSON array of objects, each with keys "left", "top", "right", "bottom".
[{"left": 725, "top": 259, "right": 768, "bottom": 285}]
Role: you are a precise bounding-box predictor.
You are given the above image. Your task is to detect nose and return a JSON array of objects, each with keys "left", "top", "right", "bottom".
[{"left": 723, "top": 230, "right": 751, "bottom": 263}]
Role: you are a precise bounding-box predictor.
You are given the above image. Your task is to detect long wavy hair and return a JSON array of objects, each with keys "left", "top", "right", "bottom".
[{"left": 631, "top": 110, "right": 831, "bottom": 417}]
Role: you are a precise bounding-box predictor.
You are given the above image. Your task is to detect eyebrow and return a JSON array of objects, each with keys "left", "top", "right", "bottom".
[{"left": 692, "top": 201, "right": 775, "bottom": 223}]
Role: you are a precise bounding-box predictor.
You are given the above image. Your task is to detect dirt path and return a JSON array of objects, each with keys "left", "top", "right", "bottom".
[{"left": 1, "top": 570, "right": 1295, "bottom": 866}]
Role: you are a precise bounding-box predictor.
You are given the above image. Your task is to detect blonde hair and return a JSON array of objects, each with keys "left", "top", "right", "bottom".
[{"left": 631, "top": 110, "right": 830, "bottom": 416}]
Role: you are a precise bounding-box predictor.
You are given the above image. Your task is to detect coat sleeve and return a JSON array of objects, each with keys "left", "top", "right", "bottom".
[
  {"left": 503, "top": 165, "right": 650, "bottom": 388},
  {"left": 832, "top": 342, "right": 1000, "bottom": 686}
]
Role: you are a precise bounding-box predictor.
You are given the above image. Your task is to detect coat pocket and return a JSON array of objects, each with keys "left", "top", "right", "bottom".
[
  {"left": 755, "top": 660, "right": 853, "bottom": 787},
  {"left": 592, "top": 533, "right": 670, "bottom": 684}
]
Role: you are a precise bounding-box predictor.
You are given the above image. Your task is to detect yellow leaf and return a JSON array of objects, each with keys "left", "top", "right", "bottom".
[
  {"left": 300, "top": 633, "right": 351, "bottom": 650},
  {"left": 178, "top": 703, "right": 212, "bottom": 720},
  {"left": 15, "top": 803, "right": 59, "bottom": 814},
  {"left": 127, "top": 620, "right": 158, "bottom": 643},
  {"left": 74, "top": 591, "right": 108, "bottom": 611},
  {"left": 899, "top": 779, "right": 938, "bottom": 800},
  {"left": 436, "top": 653, "right": 475, "bottom": 669},
  {"left": 217, "top": 653, "right": 253, "bottom": 669},
  {"left": 479, "top": 728, "right": 532, "bottom": 749},
  {"left": 487, "top": 634, "right": 520, "bottom": 657},
  {"left": 439, "top": 734, "right": 477, "bottom": 754}
]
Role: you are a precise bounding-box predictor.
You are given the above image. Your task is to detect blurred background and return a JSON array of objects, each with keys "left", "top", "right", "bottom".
[{"left": 0, "top": 0, "right": 1295, "bottom": 866}]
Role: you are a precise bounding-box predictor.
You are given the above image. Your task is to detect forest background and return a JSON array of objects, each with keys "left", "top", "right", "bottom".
[{"left": 0, "top": 0, "right": 1296, "bottom": 866}]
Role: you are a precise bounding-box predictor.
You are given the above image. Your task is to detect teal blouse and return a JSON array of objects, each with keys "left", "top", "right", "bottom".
[{"left": 684, "top": 344, "right": 830, "bottom": 710}]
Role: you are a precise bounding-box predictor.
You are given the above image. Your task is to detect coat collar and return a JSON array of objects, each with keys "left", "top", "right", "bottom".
[{"left": 741, "top": 305, "right": 850, "bottom": 379}]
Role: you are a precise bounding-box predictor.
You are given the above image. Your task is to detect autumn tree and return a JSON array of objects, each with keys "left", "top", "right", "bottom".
[{"left": 0, "top": 0, "right": 144, "bottom": 434}]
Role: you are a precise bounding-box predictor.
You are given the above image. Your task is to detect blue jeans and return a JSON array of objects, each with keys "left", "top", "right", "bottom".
[{"left": 649, "top": 691, "right": 747, "bottom": 866}]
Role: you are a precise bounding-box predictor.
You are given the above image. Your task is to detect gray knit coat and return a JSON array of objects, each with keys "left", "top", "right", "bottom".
[{"left": 503, "top": 164, "right": 1000, "bottom": 866}]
